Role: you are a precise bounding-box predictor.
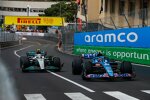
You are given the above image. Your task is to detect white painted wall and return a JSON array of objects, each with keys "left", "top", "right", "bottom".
[
  {"left": 0, "top": 11, "right": 42, "bottom": 16},
  {"left": 0, "top": 1, "right": 57, "bottom": 16}
]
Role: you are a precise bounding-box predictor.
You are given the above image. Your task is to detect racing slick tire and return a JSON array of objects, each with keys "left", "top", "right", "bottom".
[
  {"left": 82, "top": 61, "right": 92, "bottom": 80},
  {"left": 72, "top": 58, "right": 83, "bottom": 75},
  {"left": 20, "top": 56, "right": 29, "bottom": 72},
  {"left": 120, "top": 61, "right": 133, "bottom": 80},
  {"left": 48, "top": 56, "right": 53, "bottom": 60},
  {"left": 85, "top": 61, "right": 92, "bottom": 74},
  {"left": 53, "top": 57, "right": 61, "bottom": 71},
  {"left": 45, "top": 56, "right": 53, "bottom": 66}
]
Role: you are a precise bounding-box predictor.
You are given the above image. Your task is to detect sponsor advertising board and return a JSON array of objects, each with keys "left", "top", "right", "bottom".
[
  {"left": 5, "top": 16, "right": 64, "bottom": 26},
  {"left": 73, "top": 27, "right": 150, "bottom": 65},
  {"left": 73, "top": 45, "right": 150, "bottom": 65},
  {"left": 74, "top": 27, "right": 150, "bottom": 48}
]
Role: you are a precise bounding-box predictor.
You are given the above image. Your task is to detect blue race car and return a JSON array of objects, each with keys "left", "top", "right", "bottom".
[
  {"left": 72, "top": 53, "right": 136, "bottom": 80},
  {"left": 20, "top": 49, "right": 63, "bottom": 72}
]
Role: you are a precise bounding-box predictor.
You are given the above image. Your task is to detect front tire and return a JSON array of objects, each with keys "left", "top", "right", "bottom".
[
  {"left": 53, "top": 57, "right": 61, "bottom": 71},
  {"left": 82, "top": 61, "right": 92, "bottom": 80},
  {"left": 72, "top": 58, "right": 83, "bottom": 75}
]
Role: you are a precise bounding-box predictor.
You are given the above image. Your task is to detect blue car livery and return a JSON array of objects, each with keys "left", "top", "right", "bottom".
[{"left": 72, "top": 53, "right": 136, "bottom": 80}]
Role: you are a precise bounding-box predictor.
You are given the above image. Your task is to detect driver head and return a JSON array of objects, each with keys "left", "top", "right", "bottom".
[{"left": 36, "top": 49, "right": 41, "bottom": 54}]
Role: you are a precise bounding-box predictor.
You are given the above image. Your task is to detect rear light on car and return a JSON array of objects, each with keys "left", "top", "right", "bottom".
[
  {"left": 81, "top": 56, "right": 84, "bottom": 60},
  {"left": 112, "top": 65, "right": 118, "bottom": 69},
  {"left": 98, "top": 58, "right": 102, "bottom": 62},
  {"left": 29, "top": 59, "right": 33, "bottom": 62},
  {"left": 95, "top": 63, "right": 102, "bottom": 67}
]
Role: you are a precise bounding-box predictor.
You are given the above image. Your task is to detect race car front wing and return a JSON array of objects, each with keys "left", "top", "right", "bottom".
[{"left": 86, "top": 73, "right": 135, "bottom": 78}]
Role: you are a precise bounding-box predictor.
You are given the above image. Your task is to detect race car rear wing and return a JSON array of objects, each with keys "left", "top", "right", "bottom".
[{"left": 81, "top": 53, "right": 99, "bottom": 59}]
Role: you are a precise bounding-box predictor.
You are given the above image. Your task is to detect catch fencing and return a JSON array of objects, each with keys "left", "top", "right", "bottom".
[
  {"left": 0, "top": 31, "right": 19, "bottom": 49},
  {"left": 61, "top": 8, "right": 150, "bottom": 54},
  {"left": 0, "top": 31, "right": 19, "bottom": 42}
]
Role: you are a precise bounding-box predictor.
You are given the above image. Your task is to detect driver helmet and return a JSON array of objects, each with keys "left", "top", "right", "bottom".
[
  {"left": 36, "top": 49, "right": 41, "bottom": 54},
  {"left": 97, "top": 51, "right": 103, "bottom": 56}
]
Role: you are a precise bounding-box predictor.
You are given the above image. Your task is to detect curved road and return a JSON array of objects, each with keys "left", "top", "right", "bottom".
[{"left": 0, "top": 37, "right": 150, "bottom": 100}]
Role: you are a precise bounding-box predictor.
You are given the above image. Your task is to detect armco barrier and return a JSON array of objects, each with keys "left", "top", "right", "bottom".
[
  {"left": 0, "top": 41, "right": 19, "bottom": 48},
  {"left": 73, "top": 27, "right": 150, "bottom": 65},
  {"left": 23, "top": 33, "right": 58, "bottom": 43},
  {"left": 0, "top": 32, "right": 19, "bottom": 42}
]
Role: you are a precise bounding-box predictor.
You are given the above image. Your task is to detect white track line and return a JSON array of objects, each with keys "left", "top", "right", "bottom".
[
  {"left": 116, "top": 61, "right": 150, "bottom": 68},
  {"left": 64, "top": 92, "right": 92, "bottom": 100},
  {"left": 47, "top": 71, "right": 95, "bottom": 93},
  {"left": 141, "top": 90, "right": 150, "bottom": 94},
  {"left": 132, "top": 64, "right": 150, "bottom": 68},
  {"left": 25, "top": 41, "right": 41, "bottom": 45},
  {"left": 24, "top": 94, "right": 46, "bottom": 100},
  {"left": 103, "top": 91, "right": 139, "bottom": 100},
  {"left": 14, "top": 45, "right": 33, "bottom": 58}
]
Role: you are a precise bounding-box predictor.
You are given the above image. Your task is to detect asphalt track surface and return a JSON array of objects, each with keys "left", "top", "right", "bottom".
[{"left": 0, "top": 37, "right": 150, "bottom": 100}]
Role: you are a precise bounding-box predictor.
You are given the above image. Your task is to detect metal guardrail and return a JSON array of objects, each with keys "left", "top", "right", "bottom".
[
  {"left": 43, "top": 33, "right": 58, "bottom": 42},
  {"left": 0, "top": 31, "right": 19, "bottom": 42}
]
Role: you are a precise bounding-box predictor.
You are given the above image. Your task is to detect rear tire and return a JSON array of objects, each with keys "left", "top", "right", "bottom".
[
  {"left": 20, "top": 56, "right": 29, "bottom": 72},
  {"left": 72, "top": 58, "right": 83, "bottom": 75},
  {"left": 53, "top": 57, "right": 61, "bottom": 71},
  {"left": 120, "top": 61, "right": 133, "bottom": 80},
  {"left": 120, "top": 61, "right": 132, "bottom": 73},
  {"left": 48, "top": 56, "right": 53, "bottom": 60}
]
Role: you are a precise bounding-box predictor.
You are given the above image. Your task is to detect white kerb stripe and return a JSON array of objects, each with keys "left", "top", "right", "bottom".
[
  {"left": 14, "top": 45, "right": 33, "bottom": 58},
  {"left": 104, "top": 91, "right": 139, "bottom": 100},
  {"left": 48, "top": 71, "right": 95, "bottom": 92},
  {"left": 133, "top": 64, "right": 150, "bottom": 68},
  {"left": 64, "top": 92, "right": 92, "bottom": 100},
  {"left": 141, "top": 90, "right": 150, "bottom": 94},
  {"left": 24, "top": 94, "right": 46, "bottom": 100}
]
